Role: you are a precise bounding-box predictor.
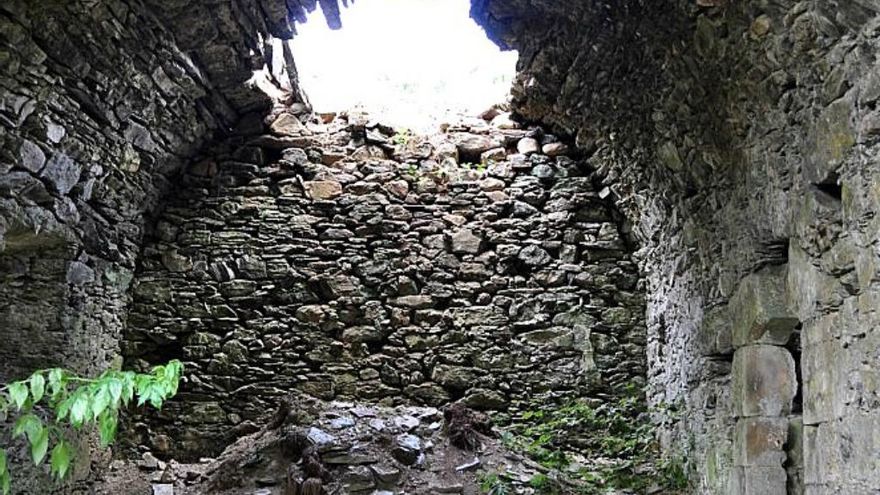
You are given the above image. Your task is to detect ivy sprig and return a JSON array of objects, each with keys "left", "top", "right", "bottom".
[{"left": 0, "top": 360, "right": 183, "bottom": 493}]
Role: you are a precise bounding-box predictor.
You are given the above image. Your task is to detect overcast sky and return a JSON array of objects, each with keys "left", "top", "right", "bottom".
[{"left": 289, "top": 0, "right": 518, "bottom": 131}]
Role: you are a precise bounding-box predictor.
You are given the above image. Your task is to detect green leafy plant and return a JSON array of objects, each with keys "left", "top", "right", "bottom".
[
  {"left": 477, "top": 472, "right": 512, "bottom": 495},
  {"left": 658, "top": 455, "right": 689, "bottom": 490},
  {"left": 528, "top": 473, "right": 565, "bottom": 494},
  {"left": 501, "top": 388, "right": 686, "bottom": 493},
  {"left": 0, "top": 360, "right": 183, "bottom": 493}
]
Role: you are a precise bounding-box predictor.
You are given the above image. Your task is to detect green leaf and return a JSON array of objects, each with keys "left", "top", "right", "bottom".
[
  {"left": 30, "top": 426, "right": 48, "bottom": 466},
  {"left": 91, "top": 385, "right": 110, "bottom": 420},
  {"left": 148, "top": 391, "right": 164, "bottom": 409},
  {"left": 12, "top": 414, "right": 41, "bottom": 442},
  {"left": 50, "top": 441, "right": 72, "bottom": 480},
  {"left": 0, "top": 470, "right": 9, "bottom": 495},
  {"left": 108, "top": 379, "right": 123, "bottom": 406},
  {"left": 47, "top": 369, "right": 65, "bottom": 399},
  {"left": 153, "top": 365, "right": 166, "bottom": 381},
  {"left": 29, "top": 373, "right": 45, "bottom": 404},
  {"left": 69, "top": 392, "right": 89, "bottom": 428},
  {"left": 98, "top": 412, "right": 118, "bottom": 447},
  {"left": 134, "top": 374, "right": 151, "bottom": 400},
  {"left": 8, "top": 382, "right": 28, "bottom": 410},
  {"left": 0, "top": 448, "right": 6, "bottom": 476},
  {"left": 168, "top": 360, "right": 183, "bottom": 382},
  {"left": 121, "top": 373, "right": 135, "bottom": 405},
  {"left": 56, "top": 395, "right": 73, "bottom": 423}
]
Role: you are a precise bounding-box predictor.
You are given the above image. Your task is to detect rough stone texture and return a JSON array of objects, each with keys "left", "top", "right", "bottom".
[
  {"left": 0, "top": 0, "right": 324, "bottom": 377},
  {"left": 2, "top": 0, "right": 880, "bottom": 493},
  {"left": 729, "top": 266, "right": 799, "bottom": 348},
  {"left": 122, "top": 116, "right": 645, "bottom": 459},
  {"left": 472, "top": 0, "right": 880, "bottom": 493},
  {"left": 0, "top": 0, "right": 309, "bottom": 491}
]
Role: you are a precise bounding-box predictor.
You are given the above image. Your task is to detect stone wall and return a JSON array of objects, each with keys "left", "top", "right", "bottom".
[
  {"left": 472, "top": 0, "right": 880, "bottom": 493},
  {"left": 0, "top": 0, "right": 310, "bottom": 381},
  {"left": 0, "top": 0, "right": 295, "bottom": 491},
  {"left": 4, "top": 0, "right": 880, "bottom": 493},
  {"left": 123, "top": 113, "right": 646, "bottom": 459}
]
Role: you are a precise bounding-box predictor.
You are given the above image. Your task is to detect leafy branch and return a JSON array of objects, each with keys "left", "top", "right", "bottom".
[{"left": 0, "top": 360, "right": 183, "bottom": 494}]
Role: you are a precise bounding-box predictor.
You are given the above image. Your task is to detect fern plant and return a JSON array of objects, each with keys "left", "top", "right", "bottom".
[{"left": 0, "top": 360, "right": 183, "bottom": 493}]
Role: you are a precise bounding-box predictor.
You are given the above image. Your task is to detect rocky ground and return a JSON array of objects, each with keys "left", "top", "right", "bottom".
[{"left": 95, "top": 395, "right": 586, "bottom": 495}]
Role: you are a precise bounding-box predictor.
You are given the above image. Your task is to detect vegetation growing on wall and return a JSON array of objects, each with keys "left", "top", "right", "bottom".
[
  {"left": 482, "top": 387, "right": 689, "bottom": 494},
  {"left": 0, "top": 361, "right": 183, "bottom": 493}
]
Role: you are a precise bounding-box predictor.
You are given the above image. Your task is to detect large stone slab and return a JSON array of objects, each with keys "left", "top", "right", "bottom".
[
  {"left": 729, "top": 466, "right": 787, "bottom": 495},
  {"left": 732, "top": 345, "right": 796, "bottom": 418},
  {"left": 733, "top": 417, "right": 788, "bottom": 467},
  {"left": 729, "top": 266, "right": 799, "bottom": 348},
  {"left": 801, "top": 339, "right": 844, "bottom": 426}
]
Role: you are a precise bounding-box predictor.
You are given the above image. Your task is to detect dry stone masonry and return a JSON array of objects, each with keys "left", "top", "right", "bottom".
[
  {"left": 475, "top": 0, "right": 880, "bottom": 493},
  {"left": 3, "top": 0, "right": 880, "bottom": 493},
  {"left": 123, "top": 109, "right": 646, "bottom": 459}
]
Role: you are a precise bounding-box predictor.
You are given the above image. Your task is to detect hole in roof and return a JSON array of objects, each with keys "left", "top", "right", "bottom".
[{"left": 289, "top": 0, "right": 518, "bottom": 133}]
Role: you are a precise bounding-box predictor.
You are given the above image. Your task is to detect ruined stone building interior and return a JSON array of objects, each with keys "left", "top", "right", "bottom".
[{"left": 1, "top": 0, "right": 879, "bottom": 494}]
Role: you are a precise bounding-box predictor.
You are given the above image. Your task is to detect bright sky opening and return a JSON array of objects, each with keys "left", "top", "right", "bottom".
[{"left": 289, "top": 0, "right": 518, "bottom": 132}]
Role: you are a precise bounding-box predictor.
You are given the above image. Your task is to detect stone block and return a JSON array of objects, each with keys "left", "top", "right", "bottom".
[
  {"left": 449, "top": 229, "right": 482, "bottom": 254},
  {"left": 269, "top": 113, "right": 306, "bottom": 136},
  {"left": 342, "top": 465, "right": 375, "bottom": 492},
  {"left": 729, "top": 466, "right": 787, "bottom": 495},
  {"left": 392, "top": 295, "right": 434, "bottom": 309},
  {"left": 431, "top": 365, "right": 477, "bottom": 389},
  {"left": 303, "top": 180, "right": 342, "bottom": 200},
  {"left": 732, "top": 345, "right": 796, "bottom": 417},
  {"left": 341, "top": 326, "right": 384, "bottom": 344},
  {"left": 18, "top": 139, "right": 45, "bottom": 172},
  {"left": 516, "top": 137, "right": 540, "bottom": 155},
  {"left": 453, "top": 133, "right": 500, "bottom": 161},
  {"left": 447, "top": 306, "right": 506, "bottom": 327},
  {"left": 801, "top": 339, "right": 843, "bottom": 425},
  {"left": 806, "top": 96, "right": 855, "bottom": 183},
  {"left": 787, "top": 244, "right": 844, "bottom": 324},
  {"left": 787, "top": 416, "right": 804, "bottom": 468},
  {"left": 518, "top": 245, "right": 552, "bottom": 267},
  {"left": 733, "top": 417, "right": 788, "bottom": 467},
  {"left": 803, "top": 421, "right": 842, "bottom": 488},
  {"left": 40, "top": 152, "right": 82, "bottom": 195},
  {"left": 729, "top": 266, "right": 799, "bottom": 348},
  {"left": 461, "top": 388, "right": 507, "bottom": 409},
  {"left": 404, "top": 383, "right": 450, "bottom": 406}
]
